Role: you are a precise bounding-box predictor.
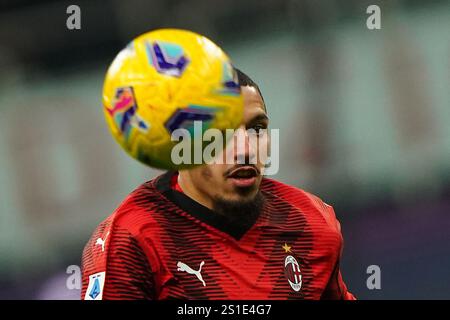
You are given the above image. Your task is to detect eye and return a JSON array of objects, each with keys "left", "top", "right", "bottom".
[{"left": 249, "top": 123, "right": 267, "bottom": 136}]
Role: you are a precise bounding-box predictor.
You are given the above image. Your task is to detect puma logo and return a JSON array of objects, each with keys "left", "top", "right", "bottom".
[
  {"left": 95, "top": 231, "right": 109, "bottom": 252},
  {"left": 177, "top": 261, "right": 206, "bottom": 287}
]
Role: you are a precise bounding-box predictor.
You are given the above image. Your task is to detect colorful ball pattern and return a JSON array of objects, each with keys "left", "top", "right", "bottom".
[{"left": 102, "top": 29, "right": 244, "bottom": 169}]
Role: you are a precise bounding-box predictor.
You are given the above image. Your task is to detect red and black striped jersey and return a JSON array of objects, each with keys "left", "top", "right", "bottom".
[{"left": 81, "top": 171, "right": 355, "bottom": 300}]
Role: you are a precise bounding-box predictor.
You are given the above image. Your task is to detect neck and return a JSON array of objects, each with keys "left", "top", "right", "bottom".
[{"left": 177, "top": 172, "right": 214, "bottom": 210}]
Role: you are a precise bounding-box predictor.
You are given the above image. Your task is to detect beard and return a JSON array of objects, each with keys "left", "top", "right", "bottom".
[{"left": 212, "top": 191, "right": 265, "bottom": 229}]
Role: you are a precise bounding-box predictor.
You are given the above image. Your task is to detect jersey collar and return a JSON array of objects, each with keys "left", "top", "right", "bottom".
[{"left": 154, "top": 171, "right": 261, "bottom": 240}]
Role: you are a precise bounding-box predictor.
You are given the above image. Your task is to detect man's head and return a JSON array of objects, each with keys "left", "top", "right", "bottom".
[{"left": 178, "top": 68, "right": 269, "bottom": 220}]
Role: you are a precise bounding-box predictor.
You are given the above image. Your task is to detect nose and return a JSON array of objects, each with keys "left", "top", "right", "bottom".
[{"left": 232, "top": 127, "right": 257, "bottom": 165}]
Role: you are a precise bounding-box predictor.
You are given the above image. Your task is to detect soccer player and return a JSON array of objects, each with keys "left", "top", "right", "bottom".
[{"left": 81, "top": 69, "right": 355, "bottom": 300}]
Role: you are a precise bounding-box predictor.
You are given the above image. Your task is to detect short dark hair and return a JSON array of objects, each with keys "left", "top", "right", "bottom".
[{"left": 234, "top": 68, "right": 266, "bottom": 109}]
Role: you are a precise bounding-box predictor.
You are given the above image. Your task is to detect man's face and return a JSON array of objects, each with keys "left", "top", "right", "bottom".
[{"left": 181, "top": 85, "right": 269, "bottom": 205}]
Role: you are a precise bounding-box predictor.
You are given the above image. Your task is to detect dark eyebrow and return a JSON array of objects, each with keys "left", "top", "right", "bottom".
[
  {"left": 248, "top": 113, "right": 269, "bottom": 124},
  {"left": 246, "top": 113, "right": 269, "bottom": 126}
]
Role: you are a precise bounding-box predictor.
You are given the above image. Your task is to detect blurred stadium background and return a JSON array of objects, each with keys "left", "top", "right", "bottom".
[{"left": 0, "top": 0, "right": 449, "bottom": 299}]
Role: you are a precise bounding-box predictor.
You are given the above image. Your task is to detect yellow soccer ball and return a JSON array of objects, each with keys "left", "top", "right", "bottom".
[{"left": 102, "top": 29, "right": 243, "bottom": 169}]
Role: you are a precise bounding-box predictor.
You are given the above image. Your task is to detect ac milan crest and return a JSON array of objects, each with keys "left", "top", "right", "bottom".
[{"left": 284, "top": 255, "right": 302, "bottom": 292}]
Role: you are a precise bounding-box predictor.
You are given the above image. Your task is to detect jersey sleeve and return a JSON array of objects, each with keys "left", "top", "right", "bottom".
[
  {"left": 306, "top": 192, "right": 356, "bottom": 300},
  {"left": 81, "top": 221, "right": 156, "bottom": 300},
  {"left": 320, "top": 205, "right": 356, "bottom": 300},
  {"left": 320, "top": 260, "right": 356, "bottom": 300}
]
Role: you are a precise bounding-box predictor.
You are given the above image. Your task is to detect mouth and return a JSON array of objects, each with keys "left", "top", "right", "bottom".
[{"left": 226, "top": 166, "right": 259, "bottom": 188}]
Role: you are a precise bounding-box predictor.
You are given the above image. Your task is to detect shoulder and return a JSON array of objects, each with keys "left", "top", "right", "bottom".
[
  {"left": 81, "top": 176, "right": 165, "bottom": 275},
  {"left": 261, "top": 177, "right": 341, "bottom": 233},
  {"left": 98, "top": 175, "right": 167, "bottom": 234},
  {"left": 81, "top": 179, "right": 166, "bottom": 299}
]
